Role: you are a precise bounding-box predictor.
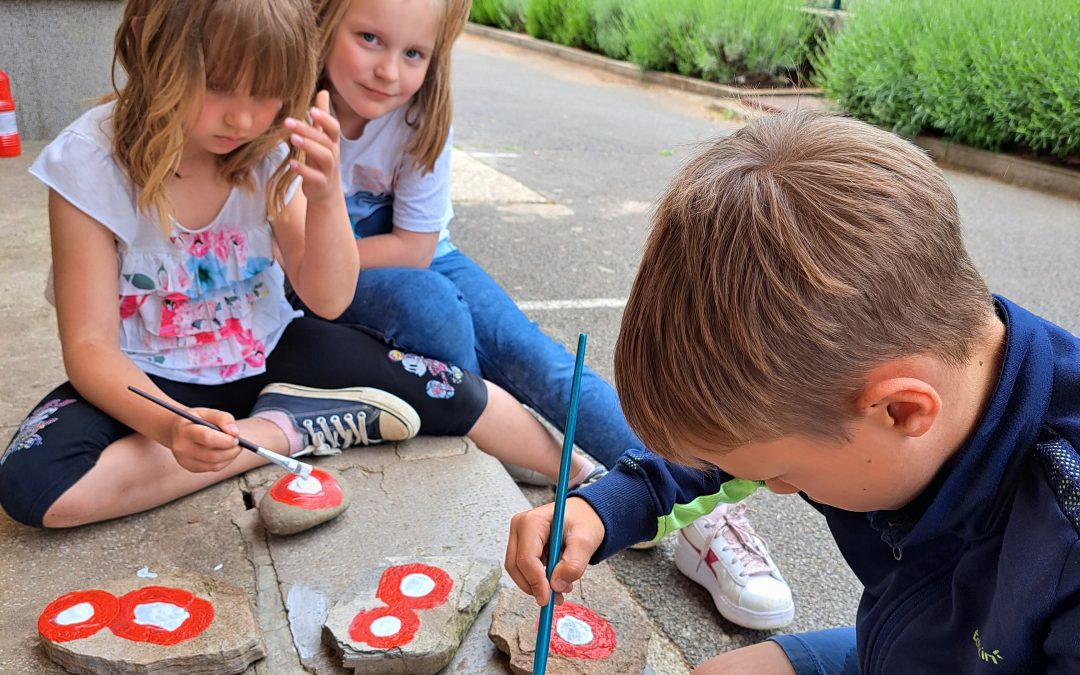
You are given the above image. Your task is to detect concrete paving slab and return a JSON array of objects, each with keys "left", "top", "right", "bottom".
[{"left": 0, "top": 141, "right": 65, "bottom": 430}]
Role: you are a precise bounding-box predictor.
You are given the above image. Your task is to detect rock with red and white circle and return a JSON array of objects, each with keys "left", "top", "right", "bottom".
[
  {"left": 258, "top": 467, "right": 351, "bottom": 536},
  {"left": 488, "top": 572, "right": 651, "bottom": 675},
  {"left": 322, "top": 556, "right": 500, "bottom": 674},
  {"left": 37, "top": 573, "right": 264, "bottom": 675}
]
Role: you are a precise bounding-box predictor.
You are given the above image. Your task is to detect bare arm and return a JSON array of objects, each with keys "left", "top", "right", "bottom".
[
  {"left": 49, "top": 190, "right": 244, "bottom": 472},
  {"left": 273, "top": 91, "right": 359, "bottom": 319},
  {"left": 355, "top": 227, "right": 439, "bottom": 269}
]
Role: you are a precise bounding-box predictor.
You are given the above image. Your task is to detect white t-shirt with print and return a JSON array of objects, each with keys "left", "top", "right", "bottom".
[
  {"left": 337, "top": 105, "right": 455, "bottom": 258},
  {"left": 30, "top": 103, "right": 302, "bottom": 385}
]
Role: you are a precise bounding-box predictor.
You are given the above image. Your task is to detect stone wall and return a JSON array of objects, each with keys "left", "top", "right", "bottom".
[{"left": 0, "top": 0, "right": 124, "bottom": 140}]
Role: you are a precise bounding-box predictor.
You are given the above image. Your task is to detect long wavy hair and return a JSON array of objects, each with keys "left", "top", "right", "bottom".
[
  {"left": 311, "top": 0, "right": 471, "bottom": 173},
  {"left": 109, "top": 0, "right": 319, "bottom": 232}
]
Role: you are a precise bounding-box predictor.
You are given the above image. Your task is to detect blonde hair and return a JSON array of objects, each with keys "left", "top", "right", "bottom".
[
  {"left": 311, "top": 0, "right": 471, "bottom": 173},
  {"left": 110, "top": 0, "right": 318, "bottom": 232},
  {"left": 615, "top": 113, "right": 992, "bottom": 464}
]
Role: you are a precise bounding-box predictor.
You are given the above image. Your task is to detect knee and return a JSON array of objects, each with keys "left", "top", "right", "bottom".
[{"left": 692, "top": 642, "right": 796, "bottom": 675}]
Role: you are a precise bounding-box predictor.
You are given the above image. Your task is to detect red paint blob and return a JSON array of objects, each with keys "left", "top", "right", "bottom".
[
  {"left": 268, "top": 467, "right": 343, "bottom": 510},
  {"left": 38, "top": 589, "right": 119, "bottom": 643},
  {"left": 377, "top": 563, "right": 453, "bottom": 610},
  {"left": 348, "top": 606, "right": 420, "bottom": 649},
  {"left": 110, "top": 586, "right": 214, "bottom": 645},
  {"left": 543, "top": 602, "right": 617, "bottom": 660}
]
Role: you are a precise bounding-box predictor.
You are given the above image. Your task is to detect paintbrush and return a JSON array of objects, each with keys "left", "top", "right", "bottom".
[
  {"left": 128, "top": 386, "right": 313, "bottom": 478},
  {"left": 534, "top": 333, "right": 588, "bottom": 675}
]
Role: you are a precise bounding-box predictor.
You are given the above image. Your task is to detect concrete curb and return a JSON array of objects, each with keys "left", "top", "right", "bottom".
[
  {"left": 464, "top": 22, "right": 821, "bottom": 99},
  {"left": 466, "top": 22, "right": 1080, "bottom": 202},
  {"left": 912, "top": 136, "right": 1080, "bottom": 201}
]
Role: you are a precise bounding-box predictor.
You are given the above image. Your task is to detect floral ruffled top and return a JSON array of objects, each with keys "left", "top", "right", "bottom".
[{"left": 30, "top": 103, "right": 302, "bottom": 385}]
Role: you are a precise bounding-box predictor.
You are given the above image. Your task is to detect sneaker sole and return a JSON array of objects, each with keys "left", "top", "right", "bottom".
[
  {"left": 258, "top": 383, "right": 421, "bottom": 441},
  {"left": 674, "top": 531, "right": 794, "bottom": 630}
]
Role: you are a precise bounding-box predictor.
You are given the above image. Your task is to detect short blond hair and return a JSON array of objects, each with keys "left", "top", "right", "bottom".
[
  {"left": 615, "top": 113, "right": 992, "bottom": 463},
  {"left": 312, "top": 0, "right": 471, "bottom": 173},
  {"left": 111, "top": 0, "right": 318, "bottom": 232}
]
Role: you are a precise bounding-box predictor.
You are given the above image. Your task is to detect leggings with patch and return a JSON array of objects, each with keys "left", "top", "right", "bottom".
[{"left": 0, "top": 317, "right": 487, "bottom": 527}]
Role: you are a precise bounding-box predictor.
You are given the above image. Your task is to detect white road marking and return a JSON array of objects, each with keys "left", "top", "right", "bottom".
[{"left": 517, "top": 298, "right": 627, "bottom": 311}]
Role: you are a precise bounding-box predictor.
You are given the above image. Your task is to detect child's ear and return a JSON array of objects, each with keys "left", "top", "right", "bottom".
[{"left": 855, "top": 377, "right": 941, "bottom": 438}]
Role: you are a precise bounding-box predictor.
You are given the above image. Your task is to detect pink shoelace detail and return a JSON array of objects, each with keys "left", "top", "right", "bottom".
[{"left": 697, "top": 503, "right": 774, "bottom": 577}]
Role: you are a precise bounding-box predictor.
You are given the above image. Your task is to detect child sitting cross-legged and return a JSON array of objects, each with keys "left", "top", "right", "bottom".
[{"left": 505, "top": 112, "right": 1080, "bottom": 673}]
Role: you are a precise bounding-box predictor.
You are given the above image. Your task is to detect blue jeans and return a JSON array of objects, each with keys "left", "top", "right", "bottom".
[
  {"left": 771, "top": 627, "right": 859, "bottom": 675},
  {"left": 328, "top": 249, "right": 642, "bottom": 468}
]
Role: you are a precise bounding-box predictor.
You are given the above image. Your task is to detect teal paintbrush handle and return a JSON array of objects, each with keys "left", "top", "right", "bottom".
[{"left": 534, "top": 333, "right": 587, "bottom": 675}]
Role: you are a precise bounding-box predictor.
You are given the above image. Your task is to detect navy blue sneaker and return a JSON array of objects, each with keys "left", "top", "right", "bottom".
[{"left": 252, "top": 384, "right": 420, "bottom": 456}]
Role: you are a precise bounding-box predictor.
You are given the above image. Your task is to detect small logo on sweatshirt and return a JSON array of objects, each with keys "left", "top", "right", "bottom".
[{"left": 973, "top": 630, "right": 1003, "bottom": 665}]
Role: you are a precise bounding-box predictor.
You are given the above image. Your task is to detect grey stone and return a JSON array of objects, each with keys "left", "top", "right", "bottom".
[
  {"left": 488, "top": 571, "right": 651, "bottom": 675},
  {"left": 258, "top": 467, "right": 351, "bottom": 536},
  {"left": 38, "top": 573, "right": 264, "bottom": 675},
  {"left": 323, "top": 556, "right": 500, "bottom": 674}
]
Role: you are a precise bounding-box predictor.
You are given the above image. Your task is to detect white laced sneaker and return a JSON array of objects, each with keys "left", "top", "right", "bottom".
[{"left": 674, "top": 502, "right": 794, "bottom": 630}]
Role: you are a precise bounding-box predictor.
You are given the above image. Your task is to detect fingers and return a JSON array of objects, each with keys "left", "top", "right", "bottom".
[
  {"left": 284, "top": 94, "right": 342, "bottom": 202},
  {"left": 505, "top": 505, "right": 557, "bottom": 606}
]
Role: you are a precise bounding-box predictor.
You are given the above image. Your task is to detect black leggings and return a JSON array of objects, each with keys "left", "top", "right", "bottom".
[{"left": 0, "top": 317, "right": 487, "bottom": 527}]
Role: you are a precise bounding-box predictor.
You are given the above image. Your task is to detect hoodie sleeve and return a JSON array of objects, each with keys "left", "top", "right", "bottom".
[{"left": 569, "top": 448, "right": 762, "bottom": 563}]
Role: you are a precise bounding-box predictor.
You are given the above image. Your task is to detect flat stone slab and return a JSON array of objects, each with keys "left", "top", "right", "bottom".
[
  {"left": 38, "top": 573, "right": 264, "bottom": 675},
  {"left": 259, "top": 467, "right": 351, "bottom": 536},
  {"left": 489, "top": 572, "right": 651, "bottom": 674},
  {"left": 0, "top": 480, "right": 255, "bottom": 675},
  {"left": 323, "top": 556, "right": 500, "bottom": 673}
]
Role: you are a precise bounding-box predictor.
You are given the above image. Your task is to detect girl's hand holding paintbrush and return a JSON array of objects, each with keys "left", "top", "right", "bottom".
[
  {"left": 505, "top": 496, "right": 606, "bottom": 607},
  {"left": 133, "top": 386, "right": 246, "bottom": 470},
  {"left": 161, "top": 402, "right": 245, "bottom": 474}
]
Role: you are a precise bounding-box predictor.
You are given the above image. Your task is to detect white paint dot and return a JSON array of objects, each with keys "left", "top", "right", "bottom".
[
  {"left": 55, "top": 602, "right": 94, "bottom": 626},
  {"left": 288, "top": 475, "right": 323, "bottom": 494},
  {"left": 400, "top": 573, "right": 436, "bottom": 598},
  {"left": 136, "top": 566, "right": 158, "bottom": 578},
  {"left": 369, "top": 615, "right": 401, "bottom": 637},
  {"left": 556, "top": 615, "right": 594, "bottom": 645},
  {"left": 133, "top": 602, "right": 189, "bottom": 631}
]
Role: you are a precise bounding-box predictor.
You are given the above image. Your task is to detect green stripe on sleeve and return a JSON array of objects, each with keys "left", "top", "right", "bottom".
[{"left": 651, "top": 478, "right": 763, "bottom": 543}]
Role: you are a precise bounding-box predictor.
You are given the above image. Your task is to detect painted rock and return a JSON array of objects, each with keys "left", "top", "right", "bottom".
[
  {"left": 258, "top": 466, "right": 351, "bottom": 536},
  {"left": 323, "top": 556, "right": 500, "bottom": 674},
  {"left": 37, "top": 573, "right": 264, "bottom": 675},
  {"left": 488, "top": 575, "right": 651, "bottom": 675}
]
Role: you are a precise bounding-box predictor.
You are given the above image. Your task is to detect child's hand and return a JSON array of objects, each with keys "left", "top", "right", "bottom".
[
  {"left": 285, "top": 90, "right": 342, "bottom": 204},
  {"left": 167, "top": 408, "right": 243, "bottom": 473},
  {"left": 504, "top": 497, "right": 606, "bottom": 606}
]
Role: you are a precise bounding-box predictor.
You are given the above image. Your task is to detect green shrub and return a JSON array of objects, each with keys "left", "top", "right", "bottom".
[
  {"left": 524, "top": 0, "right": 597, "bottom": 50},
  {"left": 619, "top": 0, "right": 812, "bottom": 84},
  {"left": 470, "top": 0, "right": 527, "bottom": 30},
  {"left": 818, "top": 0, "right": 1080, "bottom": 158}
]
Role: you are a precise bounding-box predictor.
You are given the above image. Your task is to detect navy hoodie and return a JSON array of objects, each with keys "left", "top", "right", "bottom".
[{"left": 575, "top": 296, "right": 1080, "bottom": 673}]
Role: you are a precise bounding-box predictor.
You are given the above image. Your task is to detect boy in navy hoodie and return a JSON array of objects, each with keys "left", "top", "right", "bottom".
[{"left": 504, "top": 112, "right": 1080, "bottom": 674}]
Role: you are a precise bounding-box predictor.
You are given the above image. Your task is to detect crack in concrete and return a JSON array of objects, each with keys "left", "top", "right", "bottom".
[{"left": 232, "top": 510, "right": 309, "bottom": 674}]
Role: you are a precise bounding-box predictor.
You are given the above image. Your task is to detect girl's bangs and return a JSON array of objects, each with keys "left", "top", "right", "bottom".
[{"left": 202, "top": 0, "right": 313, "bottom": 102}]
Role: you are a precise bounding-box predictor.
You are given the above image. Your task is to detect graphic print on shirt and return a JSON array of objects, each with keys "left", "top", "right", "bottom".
[
  {"left": 387, "top": 349, "right": 464, "bottom": 399},
  {"left": 119, "top": 227, "right": 272, "bottom": 381},
  {"left": 2, "top": 398, "right": 77, "bottom": 464}
]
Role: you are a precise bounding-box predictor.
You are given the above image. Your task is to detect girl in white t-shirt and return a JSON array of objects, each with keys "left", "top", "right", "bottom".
[
  {"left": 295, "top": 0, "right": 623, "bottom": 477},
  {"left": 1, "top": 0, "right": 597, "bottom": 529}
]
